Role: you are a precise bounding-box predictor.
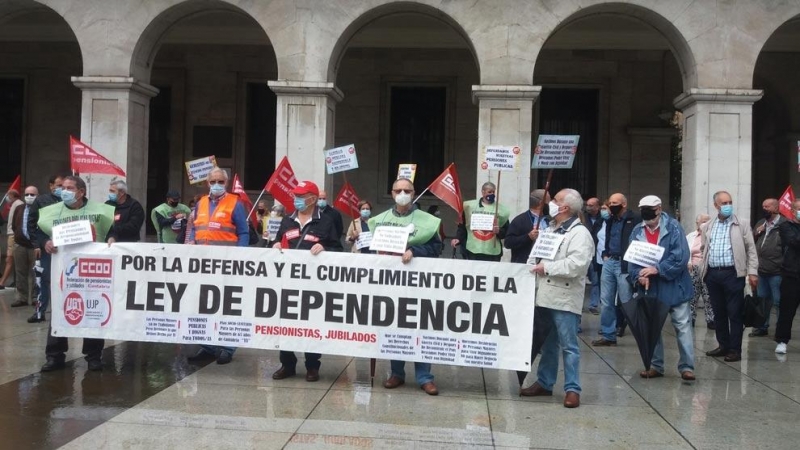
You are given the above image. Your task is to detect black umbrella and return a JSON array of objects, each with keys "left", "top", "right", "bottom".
[
  {"left": 620, "top": 289, "right": 671, "bottom": 371},
  {"left": 517, "top": 306, "right": 554, "bottom": 386}
]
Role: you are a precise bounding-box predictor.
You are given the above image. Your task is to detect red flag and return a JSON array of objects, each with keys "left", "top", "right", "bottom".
[
  {"left": 779, "top": 185, "right": 795, "bottom": 220},
  {"left": 232, "top": 174, "right": 258, "bottom": 229},
  {"left": 69, "top": 136, "right": 126, "bottom": 176},
  {"left": 428, "top": 163, "right": 463, "bottom": 220},
  {"left": 1, "top": 174, "right": 22, "bottom": 220},
  {"left": 333, "top": 182, "right": 361, "bottom": 219},
  {"left": 265, "top": 156, "right": 298, "bottom": 214}
]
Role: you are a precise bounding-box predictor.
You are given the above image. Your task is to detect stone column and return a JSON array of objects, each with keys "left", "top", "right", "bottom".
[
  {"left": 674, "top": 88, "right": 762, "bottom": 230},
  {"left": 472, "top": 85, "right": 541, "bottom": 215},
  {"left": 268, "top": 81, "right": 343, "bottom": 190},
  {"left": 71, "top": 76, "right": 159, "bottom": 217}
]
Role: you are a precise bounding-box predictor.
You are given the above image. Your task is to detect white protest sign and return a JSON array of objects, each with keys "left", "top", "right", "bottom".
[
  {"left": 624, "top": 240, "right": 666, "bottom": 268},
  {"left": 482, "top": 145, "right": 521, "bottom": 171},
  {"left": 51, "top": 243, "right": 536, "bottom": 371},
  {"left": 369, "top": 226, "right": 410, "bottom": 254},
  {"left": 397, "top": 164, "right": 417, "bottom": 182},
  {"left": 266, "top": 218, "right": 282, "bottom": 241},
  {"left": 325, "top": 144, "right": 358, "bottom": 174},
  {"left": 356, "top": 231, "right": 373, "bottom": 250},
  {"left": 527, "top": 232, "right": 566, "bottom": 262},
  {"left": 52, "top": 220, "right": 94, "bottom": 247},
  {"left": 532, "top": 135, "right": 579, "bottom": 169},
  {"left": 185, "top": 156, "right": 217, "bottom": 184},
  {"left": 469, "top": 213, "right": 495, "bottom": 232}
]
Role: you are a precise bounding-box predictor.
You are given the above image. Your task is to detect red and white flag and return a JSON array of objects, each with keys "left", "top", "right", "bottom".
[
  {"left": 779, "top": 185, "right": 795, "bottom": 220},
  {"left": 265, "top": 156, "right": 299, "bottom": 214},
  {"left": 69, "top": 136, "right": 125, "bottom": 176},
  {"left": 333, "top": 182, "right": 361, "bottom": 219},
  {"left": 232, "top": 174, "right": 259, "bottom": 229},
  {"left": 1, "top": 174, "right": 22, "bottom": 220},
  {"left": 428, "top": 163, "right": 463, "bottom": 220}
]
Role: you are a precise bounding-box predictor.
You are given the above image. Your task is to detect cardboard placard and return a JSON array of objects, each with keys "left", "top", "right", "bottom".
[
  {"left": 325, "top": 144, "right": 358, "bottom": 174},
  {"left": 185, "top": 156, "right": 218, "bottom": 184},
  {"left": 369, "top": 226, "right": 410, "bottom": 254},
  {"left": 397, "top": 164, "right": 417, "bottom": 182},
  {"left": 527, "top": 232, "right": 566, "bottom": 262},
  {"left": 624, "top": 240, "right": 666, "bottom": 268},
  {"left": 469, "top": 213, "right": 495, "bottom": 232},
  {"left": 482, "top": 146, "right": 521, "bottom": 171},
  {"left": 532, "top": 135, "right": 580, "bottom": 169},
  {"left": 356, "top": 231, "right": 373, "bottom": 250},
  {"left": 52, "top": 220, "right": 94, "bottom": 247}
]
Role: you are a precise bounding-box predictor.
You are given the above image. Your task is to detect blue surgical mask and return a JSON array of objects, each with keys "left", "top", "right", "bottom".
[
  {"left": 209, "top": 184, "right": 225, "bottom": 197},
  {"left": 600, "top": 210, "right": 611, "bottom": 220},
  {"left": 796, "top": 211, "right": 800, "bottom": 221},
  {"left": 61, "top": 190, "right": 77, "bottom": 206},
  {"left": 54, "top": 187, "right": 62, "bottom": 198},
  {"left": 360, "top": 209, "right": 371, "bottom": 219},
  {"left": 294, "top": 197, "right": 308, "bottom": 212},
  {"left": 485, "top": 194, "right": 496, "bottom": 204},
  {"left": 317, "top": 199, "right": 328, "bottom": 209},
  {"left": 108, "top": 193, "right": 118, "bottom": 203},
  {"left": 720, "top": 204, "right": 734, "bottom": 218}
]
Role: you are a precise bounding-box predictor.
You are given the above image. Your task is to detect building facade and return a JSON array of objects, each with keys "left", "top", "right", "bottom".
[{"left": 1, "top": 0, "right": 799, "bottom": 236}]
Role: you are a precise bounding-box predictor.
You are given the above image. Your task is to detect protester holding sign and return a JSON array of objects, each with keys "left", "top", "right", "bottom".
[
  {"left": 504, "top": 189, "right": 549, "bottom": 264},
  {"left": 151, "top": 190, "right": 191, "bottom": 244},
  {"left": 272, "top": 180, "right": 342, "bottom": 382},
  {"left": 452, "top": 182, "right": 510, "bottom": 261},
  {"left": 628, "top": 195, "right": 696, "bottom": 381},
  {"left": 38, "top": 175, "right": 114, "bottom": 372},
  {"left": 369, "top": 177, "right": 443, "bottom": 395},
  {"left": 523, "top": 189, "right": 593, "bottom": 408},
  {"left": 346, "top": 200, "right": 375, "bottom": 254},
  {"left": 106, "top": 180, "right": 145, "bottom": 243}
]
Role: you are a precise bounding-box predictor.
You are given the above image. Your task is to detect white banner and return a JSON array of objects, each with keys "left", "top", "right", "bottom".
[
  {"left": 624, "top": 240, "right": 665, "bottom": 267},
  {"left": 482, "top": 145, "right": 521, "bottom": 171},
  {"left": 324, "top": 144, "right": 359, "bottom": 174},
  {"left": 532, "top": 135, "right": 579, "bottom": 169},
  {"left": 51, "top": 243, "right": 536, "bottom": 371},
  {"left": 185, "top": 155, "right": 218, "bottom": 184}
]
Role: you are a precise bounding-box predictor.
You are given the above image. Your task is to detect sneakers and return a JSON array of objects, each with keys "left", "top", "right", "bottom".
[{"left": 776, "top": 342, "right": 788, "bottom": 354}]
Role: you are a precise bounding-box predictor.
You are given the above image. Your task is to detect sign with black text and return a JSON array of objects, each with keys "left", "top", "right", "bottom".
[
  {"left": 532, "top": 135, "right": 579, "bottom": 169},
  {"left": 624, "top": 240, "right": 666, "bottom": 268}
]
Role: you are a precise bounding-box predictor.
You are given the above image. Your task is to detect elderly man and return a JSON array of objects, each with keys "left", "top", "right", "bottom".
[
  {"left": 584, "top": 197, "right": 605, "bottom": 314},
  {"left": 317, "top": 189, "right": 344, "bottom": 250},
  {"left": 701, "top": 191, "right": 758, "bottom": 362},
  {"left": 452, "top": 181, "right": 510, "bottom": 261},
  {"left": 27, "top": 175, "right": 64, "bottom": 323},
  {"left": 10, "top": 187, "right": 38, "bottom": 314},
  {"left": 504, "top": 189, "right": 549, "bottom": 264},
  {"left": 521, "top": 189, "right": 593, "bottom": 408},
  {"left": 106, "top": 180, "right": 145, "bottom": 243},
  {"left": 186, "top": 168, "right": 249, "bottom": 365},
  {"left": 629, "top": 196, "right": 696, "bottom": 380},
  {"left": 151, "top": 190, "right": 191, "bottom": 244},
  {"left": 38, "top": 176, "right": 115, "bottom": 372},
  {"left": 271, "top": 181, "right": 341, "bottom": 382},
  {"left": 371, "top": 177, "right": 443, "bottom": 395},
  {"left": 1, "top": 189, "right": 22, "bottom": 291},
  {"left": 751, "top": 198, "right": 785, "bottom": 337},
  {"left": 775, "top": 199, "right": 800, "bottom": 354}
]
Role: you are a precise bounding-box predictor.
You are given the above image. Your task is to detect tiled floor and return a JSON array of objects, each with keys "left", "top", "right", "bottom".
[{"left": 2, "top": 287, "right": 800, "bottom": 449}]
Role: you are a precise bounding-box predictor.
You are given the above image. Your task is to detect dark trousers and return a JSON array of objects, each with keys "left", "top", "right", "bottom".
[
  {"left": 705, "top": 267, "right": 745, "bottom": 353},
  {"left": 775, "top": 276, "right": 800, "bottom": 344},
  {"left": 37, "top": 251, "right": 51, "bottom": 316},
  {"left": 280, "top": 351, "right": 321, "bottom": 370},
  {"left": 45, "top": 325, "right": 104, "bottom": 363},
  {"left": 466, "top": 251, "right": 502, "bottom": 262}
]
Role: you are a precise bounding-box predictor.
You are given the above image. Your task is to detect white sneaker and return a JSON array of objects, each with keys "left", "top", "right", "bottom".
[{"left": 775, "top": 343, "right": 788, "bottom": 354}]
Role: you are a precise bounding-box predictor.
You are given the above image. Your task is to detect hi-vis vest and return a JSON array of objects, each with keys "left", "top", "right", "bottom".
[
  {"left": 463, "top": 199, "right": 510, "bottom": 256},
  {"left": 194, "top": 195, "right": 239, "bottom": 246}
]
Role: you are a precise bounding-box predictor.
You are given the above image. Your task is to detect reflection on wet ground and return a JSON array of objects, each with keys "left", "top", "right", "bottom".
[{"left": 2, "top": 289, "right": 800, "bottom": 449}]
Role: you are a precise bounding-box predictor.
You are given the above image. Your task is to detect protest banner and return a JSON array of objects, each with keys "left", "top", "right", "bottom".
[
  {"left": 185, "top": 156, "right": 217, "bottom": 184},
  {"left": 779, "top": 185, "right": 795, "bottom": 220},
  {"left": 397, "top": 164, "right": 417, "bottom": 182},
  {"left": 532, "top": 135, "right": 580, "bottom": 169},
  {"left": 527, "top": 232, "right": 566, "bottom": 262},
  {"left": 325, "top": 144, "right": 358, "bottom": 174},
  {"left": 70, "top": 136, "right": 126, "bottom": 176},
  {"left": 265, "top": 156, "right": 299, "bottom": 214},
  {"left": 623, "top": 240, "right": 666, "bottom": 268},
  {"left": 481, "top": 146, "right": 521, "bottom": 172},
  {"left": 333, "top": 182, "right": 361, "bottom": 219},
  {"left": 51, "top": 243, "right": 536, "bottom": 371}
]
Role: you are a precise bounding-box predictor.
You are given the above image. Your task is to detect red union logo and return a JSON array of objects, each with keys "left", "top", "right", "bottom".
[
  {"left": 348, "top": 147, "right": 355, "bottom": 154},
  {"left": 480, "top": 162, "right": 488, "bottom": 170},
  {"left": 78, "top": 258, "right": 113, "bottom": 278},
  {"left": 512, "top": 146, "right": 521, "bottom": 155},
  {"left": 441, "top": 174, "right": 457, "bottom": 194},
  {"left": 278, "top": 166, "right": 298, "bottom": 188},
  {"left": 72, "top": 143, "right": 98, "bottom": 157},
  {"left": 64, "top": 292, "right": 84, "bottom": 325}
]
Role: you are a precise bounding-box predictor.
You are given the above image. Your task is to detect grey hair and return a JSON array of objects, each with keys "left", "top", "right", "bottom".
[
  {"left": 110, "top": 180, "right": 127, "bottom": 192},
  {"left": 712, "top": 190, "right": 730, "bottom": 203},
  {"left": 696, "top": 213, "right": 711, "bottom": 223},
  {"left": 481, "top": 182, "right": 496, "bottom": 191},
  {"left": 560, "top": 189, "right": 584, "bottom": 215},
  {"left": 209, "top": 167, "right": 229, "bottom": 181}
]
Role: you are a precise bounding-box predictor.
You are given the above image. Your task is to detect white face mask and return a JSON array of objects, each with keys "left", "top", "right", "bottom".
[
  {"left": 548, "top": 200, "right": 561, "bottom": 217},
  {"left": 24, "top": 196, "right": 35, "bottom": 205},
  {"left": 395, "top": 192, "right": 412, "bottom": 207}
]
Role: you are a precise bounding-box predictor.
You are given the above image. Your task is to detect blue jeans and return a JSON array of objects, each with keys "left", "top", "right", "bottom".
[
  {"left": 390, "top": 360, "right": 433, "bottom": 386},
  {"left": 651, "top": 301, "right": 695, "bottom": 374},
  {"left": 537, "top": 308, "right": 581, "bottom": 394},
  {"left": 37, "top": 251, "right": 51, "bottom": 317},
  {"left": 600, "top": 259, "right": 632, "bottom": 341},
  {"left": 588, "top": 263, "right": 601, "bottom": 309},
  {"left": 757, "top": 274, "right": 781, "bottom": 331}
]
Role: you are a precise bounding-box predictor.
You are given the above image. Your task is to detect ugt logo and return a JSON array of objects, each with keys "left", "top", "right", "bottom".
[{"left": 64, "top": 292, "right": 84, "bottom": 326}]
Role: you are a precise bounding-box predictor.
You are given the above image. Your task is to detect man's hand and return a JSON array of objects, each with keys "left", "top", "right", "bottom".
[
  {"left": 450, "top": 239, "right": 460, "bottom": 248},
  {"left": 272, "top": 242, "right": 282, "bottom": 250},
  {"left": 45, "top": 240, "right": 57, "bottom": 254},
  {"left": 638, "top": 276, "right": 650, "bottom": 290},
  {"left": 530, "top": 263, "right": 546, "bottom": 275},
  {"left": 639, "top": 266, "right": 658, "bottom": 278},
  {"left": 401, "top": 250, "right": 414, "bottom": 264},
  {"left": 492, "top": 225, "right": 500, "bottom": 234},
  {"left": 310, "top": 243, "right": 324, "bottom": 255},
  {"left": 749, "top": 274, "right": 758, "bottom": 289},
  {"left": 528, "top": 228, "right": 539, "bottom": 241},
  {"left": 34, "top": 248, "right": 41, "bottom": 259},
  {"left": 107, "top": 237, "right": 116, "bottom": 247}
]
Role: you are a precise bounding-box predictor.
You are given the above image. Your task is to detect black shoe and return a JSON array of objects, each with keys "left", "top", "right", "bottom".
[
  {"left": 749, "top": 329, "right": 768, "bottom": 337},
  {"left": 216, "top": 351, "right": 233, "bottom": 365},
  {"left": 10, "top": 300, "right": 28, "bottom": 307},
  {"left": 616, "top": 327, "right": 626, "bottom": 338},
  {"left": 87, "top": 359, "right": 103, "bottom": 371},
  {"left": 40, "top": 360, "right": 66, "bottom": 372},
  {"left": 724, "top": 352, "right": 742, "bottom": 362},
  {"left": 27, "top": 313, "right": 45, "bottom": 323},
  {"left": 187, "top": 349, "right": 217, "bottom": 362},
  {"left": 272, "top": 366, "right": 297, "bottom": 380},
  {"left": 706, "top": 347, "right": 726, "bottom": 357}
]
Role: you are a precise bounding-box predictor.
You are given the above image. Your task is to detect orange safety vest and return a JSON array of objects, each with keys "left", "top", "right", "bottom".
[{"left": 194, "top": 194, "right": 239, "bottom": 246}]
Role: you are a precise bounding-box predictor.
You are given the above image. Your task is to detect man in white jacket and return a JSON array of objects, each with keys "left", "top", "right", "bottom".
[{"left": 520, "top": 188, "right": 594, "bottom": 408}]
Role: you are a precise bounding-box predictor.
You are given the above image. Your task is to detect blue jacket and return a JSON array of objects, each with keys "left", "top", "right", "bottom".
[{"left": 628, "top": 212, "right": 693, "bottom": 306}]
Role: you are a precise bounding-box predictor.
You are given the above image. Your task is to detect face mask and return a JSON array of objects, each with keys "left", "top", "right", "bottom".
[
  {"left": 548, "top": 200, "right": 561, "bottom": 217},
  {"left": 293, "top": 197, "right": 308, "bottom": 212},
  {"left": 763, "top": 210, "right": 773, "bottom": 219},
  {"left": 600, "top": 209, "right": 611, "bottom": 220},
  {"left": 54, "top": 187, "right": 62, "bottom": 198},
  {"left": 61, "top": 190, "right": 77, "bottom": 206},
  {"left": 640, "top": 208, "right": 658, "bottom": 221},
  {"left": 609, "top": 204, "right": 623, "bottom": 216},
  {"left": 209, "top": 184, "right": 225, "bottom": 197},
  {"left": 360, "top": 209, "right": 371, "bottom": 219},
  {"left": 720, "top": 204, "right": 733, "bottom": 218},
  {"left": 317, "top": 199, "right": 328, "bottom": 209},
  {"left": 24, "top": 195, "right": 35, "bottom": 205},
  {"left": 168, "top": 201, "right": 178, "bottom": 208},
  {"left": 485, "top": 194, "right": 496, "bottom": 204},
  {"left": 395, "top": 192, "right": 412, "bottom": 207},
  {"left": 108, "top": 193, "right": 118, "bottom": 203},
  {"left": 257, "top": 209, "right": 265, "bottom": 215}
]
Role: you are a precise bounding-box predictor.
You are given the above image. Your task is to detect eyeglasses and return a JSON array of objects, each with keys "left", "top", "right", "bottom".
[
  {"left": 393, "top": 189, "right": 413, "bottom": 194},
  {"left": 209, "top": 180, "right": 225, "bottom": 185}
]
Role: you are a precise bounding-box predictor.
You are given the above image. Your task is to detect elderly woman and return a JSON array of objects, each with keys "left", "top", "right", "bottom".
[
  {"left": 687, "top": 213, "right": 714, "bottom": 328},
  {"left": 346, "top": 200, "right": 375, "bottom": 253}
]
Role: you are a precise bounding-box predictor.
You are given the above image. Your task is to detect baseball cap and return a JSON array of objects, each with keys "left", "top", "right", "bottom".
[
  {"left": 292, "top": 181, "right": 319, "bottom": 197},
  {"left": 639, "top": 195, "right": 662, "bottom": 208}
]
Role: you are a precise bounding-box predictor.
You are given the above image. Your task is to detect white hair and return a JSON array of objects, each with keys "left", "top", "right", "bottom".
[
  {"left": 559, "top": 189, "right": 584, "bottom": 215},
  {"left": 110, "top": 180, "right": 127, "bottom": 192},
  {"left": 209, "top": 167, "right": 229, "bottom": 181}
]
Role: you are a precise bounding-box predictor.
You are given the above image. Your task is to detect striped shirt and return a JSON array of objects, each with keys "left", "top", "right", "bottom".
[{"left": 708, "top": 218, "right": 734, "bottom": 268}]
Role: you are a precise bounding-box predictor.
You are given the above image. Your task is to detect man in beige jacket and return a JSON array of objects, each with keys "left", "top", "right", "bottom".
[
  {"left": 520, "top": 188, "right": 594, "bottom": 408},
  {"left": 700, "top": 190, "right": 758, "bottom": 362}
]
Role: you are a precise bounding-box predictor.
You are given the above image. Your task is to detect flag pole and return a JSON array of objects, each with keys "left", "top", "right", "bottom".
[
  {"left": 246, "top": 188, "right": 267, "bottom": 221},
  {"left": 412, "top": 187, "right": 430, "bottom": 205}
]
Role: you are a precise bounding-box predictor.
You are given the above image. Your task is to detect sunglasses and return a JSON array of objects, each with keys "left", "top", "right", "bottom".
[
  {"left": 24, "top": 194, "right": 36, "bottom": 197},
  {"left": 393, "top": 189, "right": 413, "bottom": 194},
  {"left": 209, "top": 180, "right": 225, "bottom": 185}
]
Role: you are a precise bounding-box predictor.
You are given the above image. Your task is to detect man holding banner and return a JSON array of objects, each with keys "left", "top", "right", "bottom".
[
  {"left": 369, "top": 177, "right": 443, "bottom": 395},
  {"left": 452, "top": 182, "right": 510, "bottom": 261},
  {"left": 38, "top": 175, "right": 115, "bottom": 372}
]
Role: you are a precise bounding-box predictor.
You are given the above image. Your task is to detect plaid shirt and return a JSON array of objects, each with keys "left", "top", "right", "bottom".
[{"left": 708, "top": 217, "right": 734, "bottom": 267}]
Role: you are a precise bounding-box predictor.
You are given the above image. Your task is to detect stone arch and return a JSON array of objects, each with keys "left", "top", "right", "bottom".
[
  {"left": 0, "top": 0, "right": 84, "bottom": 70},
  {"left": 326, "top": 1, "right": 480, "bottom": 83}
]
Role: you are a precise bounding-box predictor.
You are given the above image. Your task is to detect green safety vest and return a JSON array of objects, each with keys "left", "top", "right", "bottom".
[
  {"left": 368, "top": 209, "right": 441, "bottom": 248},
  {"left": 37, "top": 199, "right": 115, "bottom": 243},
  {"left": 151, "top": 202, "right": 192, "bottom": 243},
  {"left": 463, "top": 198, "right": 510, "bottom": 256}
]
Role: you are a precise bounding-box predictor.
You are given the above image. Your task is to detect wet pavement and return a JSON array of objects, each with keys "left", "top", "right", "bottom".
[{"left": 2, "top": 287, "right": 800, "bottom": 449}]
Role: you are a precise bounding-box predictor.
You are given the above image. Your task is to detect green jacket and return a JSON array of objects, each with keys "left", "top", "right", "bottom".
[
  {"left": 151, "top": 202, "right": 192, "bottom": 243},
  {"left": 37, "top": 199, "right": 115, "bottom": 243},
  {"left": 462, "top": 198, "right": 510, "bottom": 256}
]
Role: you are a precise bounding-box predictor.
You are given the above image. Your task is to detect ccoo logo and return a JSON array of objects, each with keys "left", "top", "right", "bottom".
[{"left": 78, "top": 258, "right": 113, "bottom": 278}]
